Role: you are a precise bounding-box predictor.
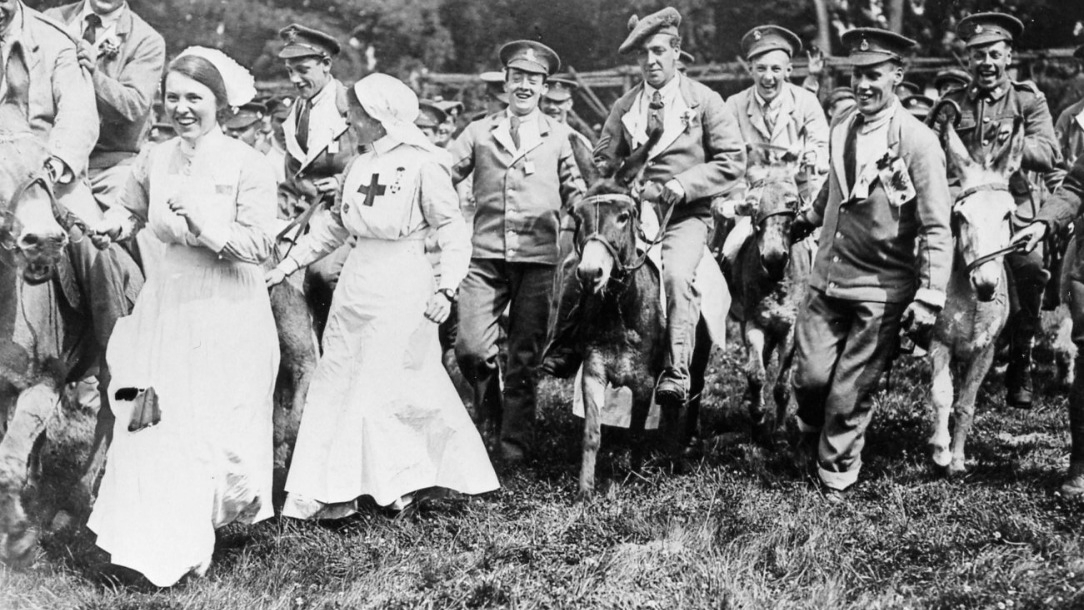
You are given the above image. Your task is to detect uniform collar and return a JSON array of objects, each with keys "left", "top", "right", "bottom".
[
  {"left": 371, "top": 134, "right": 399, "bottom": 155},
  {"left": 307, "top": 79, "right": 337, "bottom": 108},
  {"left": 856, "top": 97, "right": 898, "bottom": 133},
  {"left": 644, "top": 73, "right": 681, "bottom": 102},
  {"left": 968, "top": 79, "right": 1009, "bottom": 102},
  {"left": 505, "top": 106, "right": 540, "bottom": 124}
]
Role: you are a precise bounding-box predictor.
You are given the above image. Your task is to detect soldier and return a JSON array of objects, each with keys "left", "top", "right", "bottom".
[
  {"left": 478, "top": 70, "right": 509, "bottom": 117},
  {"left": 1053, "top": 45, "right": 1084, "bottom": 166},
  {"left": 450, "top": 41, "right": 585, "bottom": 462},
  {"left": 716, "top": 25, "right": 829, "bottom": 268},
  {"left": 895, "top": 80, "right": 921, "bottom": 99},
  {"left": 544, "top": 7, "right": 746, "bottom": 409},
  {"left": 789, "top": 28, "right": 952, "bottom": 500},
  {"left": 277, "top": 24, "right": 358, "bottom": 340},
  {"left": 224, "top": 101, "right": 267, "bottom": 148},
  {"left": 902, "top": 94, "right": 933, "bottom": 121},
  {"left": 940, "top": 12, "right": 1062, "bottom": 409},
  {"left": 933, "top": 68, "right": 971, "bottom": 99},
  {"left": 416, "top": 101, "right": 450, "bottom": 149},
  {"left": 539, "top": 76, "right": 594, "bottom": 148}
]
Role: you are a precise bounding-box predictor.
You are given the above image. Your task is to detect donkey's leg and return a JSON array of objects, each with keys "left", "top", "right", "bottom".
[
  {"left": 773, "top": 328, "right": 797, "bottom": 434},
  {"left": 948, "top": 346, "right": 997, "bottom": 475},
  {"left": 744, "top": 325, "right": 769, "bottom": 441},
  {"left": 579, "top": 367, "right": 605, "bottom": 500},
  {"left": 928, "top": 344, "right": 954, "bottom": 470},
  {"left": 683, "top": 319, "right": 712, "bottom": 456},
  {"left": 0, "top": 384, "right": 59, "bottom": 567}
]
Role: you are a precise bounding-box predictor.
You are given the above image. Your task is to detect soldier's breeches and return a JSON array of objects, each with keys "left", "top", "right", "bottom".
[
  {"left": 792, "top": 289, "right": 905, "bottom": 490},
  {"left": 661, "top": 216, "right": 709, "bottom": 385},
  {"left": 1007, "top": 249, "right": 1049, "bottom": 343}
]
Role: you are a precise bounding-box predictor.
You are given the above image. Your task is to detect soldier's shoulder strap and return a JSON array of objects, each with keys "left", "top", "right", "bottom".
[{"left": 1011, "top": 80, "right": 1045, "bottom": 99}]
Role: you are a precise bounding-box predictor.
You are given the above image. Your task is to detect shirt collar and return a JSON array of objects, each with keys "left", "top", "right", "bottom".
[
  {"left": 80, "top": 0, "right": 125, "bottom": 29},
  {"left": 969, "top": 78, "right": 1009, "bottom": 102},
  {"left": 754, "top": 88, "right": 784, "bottom": 111},
  {"left": 506, "top": 106, "right": 540, "bottom": 124},
  {"left": 645, "top": 73, "right": 681, "bottom": 102},
  {"left": 308, "top": 79, "right": 338, "bottom": 107},
  {"left": 856, "top": 97, "right": 898, "bottom": 134}
]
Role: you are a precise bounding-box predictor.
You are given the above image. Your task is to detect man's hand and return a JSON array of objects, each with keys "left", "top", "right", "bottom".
[
  {"left": 76, "top": 41, "right": 98, "bottom": 74},
  {"left": 265, "top": 266, "right": 289, "bottom": 288},
  {"left": 312, "top": 176, "right": 339, "bottom": 194},
  {"left": 424, "top": 290, "right": 453, "bottom": 324},
  {"left": 660, "top": 179, "right": 685, "bottom": 207},
  {"left": 789, "top": 214, "right": 816, "bottom": 243},
  {"left": 806, "top": 46, "right": 825, "bottom": 77},
  {"left": 1013, "top": 221, "right": 1047, "bottom": 253},
  {"left": 43, "top": 157, "right": 71, "bottom": 185},
  {"left": 901, "top": 300, "right": 939, "bottom": 350},
  {"left": 89, "top": 217, "right": 123, "bottom": 250}
]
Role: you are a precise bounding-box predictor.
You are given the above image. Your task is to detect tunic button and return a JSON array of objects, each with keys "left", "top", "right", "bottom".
[
  {"left": 832, "top": 256, "right": 840, "bottom": 263},
  {"left": 982, "top": 117, "right": 991, "bottom": 123},
  {"left": 835, "top": 232, "right": 843, "bottom": 239},
  {"left": 829, "top": 282, "right": 837, "bottom": 288}
]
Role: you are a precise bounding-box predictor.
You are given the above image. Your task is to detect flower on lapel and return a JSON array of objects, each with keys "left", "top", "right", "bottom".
[
  {"left": 98, "top": 33, "right": 121, "bottom": 60},
  {"left": 680, "top": 109, "right": 697, "bottom": 133}
]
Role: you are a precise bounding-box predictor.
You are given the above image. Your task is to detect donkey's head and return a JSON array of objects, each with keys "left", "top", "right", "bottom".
[
  {"left": 572, "top": 183, "right": 639, "bottom": 294},
  {"left": 0, "top": 106, "right": 68, "bottom": 285},
  {"left": 743, "top": 146, "right": 803, "bottom": 281},
  {"left": 934, "top": 101, "right": 1022, "bottom": 302}
]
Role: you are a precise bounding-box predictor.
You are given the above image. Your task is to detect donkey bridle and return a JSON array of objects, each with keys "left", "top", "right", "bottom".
[
  {"left": 575, "top": 193, "right": 676, "bottom": 279},
  {"left": 954, "top": 182, "right": 1021, "bottom": 274},
  {"left": 1, "top": 172, "right": 92, "bottom": 248}
]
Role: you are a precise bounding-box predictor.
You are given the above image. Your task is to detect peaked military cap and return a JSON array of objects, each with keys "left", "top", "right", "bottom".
[
  {"left": 957, "top": 12, "right": 1024, "bottom": 48},
  {"left": 934, "top": 68, "right": 971, "bottom": 91},
  {"left": 896, "top": 81, "right": 921, "bottom": 96},
  {"left": 499, "top": 40, "right": 561, "bottom": 76},
  {"left": 432, "top": 99, "right": 464, "bottom": 116},
  {"left": 678, "top": 50, "right": 694, "bottom": 64},
  {"left": 826, "top": 86, "right": 856, "bottom": 106},
  {"left": 841, "top": 28, "right": 916, "bottom": 67},
  {"left": 416, "top": 102, "right": 448, "bottom": 129},
  {"left": 902, "top": 94, "right": 934, "bottom": 119},
  {"left": 479, "top": 71, "right": 509, "bottom": 104},
  {"left": 619, "top": 7, "right": 682, "bottom": 55},
  {"left": 223, "top": 101, "right": 267, "bottom": 130},
  {"left": 278, "top": 24, "right": 340, "bottom": 59},
  {"left": 543, "top": 76, "right": 578, "bottom": 102},
  {"left": 741, "top": 25, "right": 802, "bottom": 60}
]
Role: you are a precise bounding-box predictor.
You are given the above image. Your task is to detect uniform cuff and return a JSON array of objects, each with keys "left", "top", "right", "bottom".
[
  {"left": 818, "top": 464, "right": 860, "bottom": 491},
  {"left": 197, "top": 223, "right": 230, "bottom": 253},
  {"left": 914, "top": 288, "right": 946, "bottom": 310}
]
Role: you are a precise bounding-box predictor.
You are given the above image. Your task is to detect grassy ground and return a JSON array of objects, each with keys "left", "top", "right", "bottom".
[{"left": 3, "top": 345, "right": 1084, "bottom": 609}]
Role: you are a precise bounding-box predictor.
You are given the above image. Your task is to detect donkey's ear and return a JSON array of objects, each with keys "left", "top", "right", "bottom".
[
  {"left": 991, "top": 117, "right": 1025, "bottom": 177},
  {"left": 931, "top": 100, "right": 978, "bottom": 178},
  {"left": 569, "top": 133, "right": 602, "bottom": 186}
]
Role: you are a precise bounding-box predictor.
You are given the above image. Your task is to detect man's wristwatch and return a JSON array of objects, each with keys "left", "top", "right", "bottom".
[{"left": 436, "top": 288, "right": 456, "bottom": 302}]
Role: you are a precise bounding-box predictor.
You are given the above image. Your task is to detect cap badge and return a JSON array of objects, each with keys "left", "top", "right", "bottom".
[
  {"left": 974, "top": 25, "right": 983, "bottom": 33},
  {"left": 523, "top": 48, "right": 538, "bottom": 65},
  {"left": 753, "top": 30, "right": 762, "bottom": 41},
  {"left": 859, "top": 38, "right": 869, "bottom": 51}
]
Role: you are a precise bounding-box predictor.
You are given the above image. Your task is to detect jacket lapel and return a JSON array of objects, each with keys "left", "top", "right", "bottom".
[
  {"left": 282, "top": 103, "right": 305, "bottom": 164},
  {"left": 491, "top": 114, "right": 517, "bottom": 157},
  {"left": 831, "top": 109, "right": 856, "bottom": 197},
  {"left": 510, "top": 114, "right": 549, "bottom": 163},
  {"left": 620, "top": 83, "right": 647, "bottom": 149},
  {"left": 747, "top": 93, "right": 771, "bottom": 141},
  {"left": 296, "top": 82, "right": 349, "bottom": 169},
  {"left": 771, "top": 86, "right": 797, "bottom": 143}
]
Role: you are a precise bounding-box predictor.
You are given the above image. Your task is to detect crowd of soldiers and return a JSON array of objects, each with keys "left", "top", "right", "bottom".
[{"left": 8, "top": 0, "right": 1084, "bottom": 515}]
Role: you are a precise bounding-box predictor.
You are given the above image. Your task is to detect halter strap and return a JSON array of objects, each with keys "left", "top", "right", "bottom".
[{"left": 955, "top": 182, "right": 1010, "bottom": 204}]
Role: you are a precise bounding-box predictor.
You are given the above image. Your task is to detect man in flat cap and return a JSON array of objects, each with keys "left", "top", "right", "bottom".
[
  {"left": 940, "top": 12, "right": 1061, "bottom": 409},
  {"left": 788, "top": 28, "right": 952, "bottom": 500},
  {"left": 545, "top": 7, "right": 745, "bottom": 409},
  {"left": 450, "top": 40, "right": 586, "bottom": 462},
  {"left": 278, "top": 23, "right": 359, "bottom": 340},
  {"left": 716, "top": 24, "right": 829, "bottom": 273}
]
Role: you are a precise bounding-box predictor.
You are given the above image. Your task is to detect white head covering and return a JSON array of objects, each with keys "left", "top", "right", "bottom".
[
  {"left": 174, "top": 46, "right": 257, "bottom": 109},
  {"left": 352, "top": 73, "right": 439, "bottom": 153}
]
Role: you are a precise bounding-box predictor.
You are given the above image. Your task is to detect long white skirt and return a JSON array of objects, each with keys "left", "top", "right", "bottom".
[
  {"left": 283, "top": 238, "right": 498, "bottom": 519},
  {"left": 88, "top": 245, "right": 278, "bottom": 587}
]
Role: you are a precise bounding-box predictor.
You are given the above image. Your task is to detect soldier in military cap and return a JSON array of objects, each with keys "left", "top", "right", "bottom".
[
  {"left": 902, "top": 94, "right": 933, "bottom": 120},
  {"left": 540, "top": 76, "right": 593, "bottom": 148},
  {"left": 544, "top": 7, "right": 745, "bottom": 409},
  {"left": 933, "top": 68, "right": 971, "bottom": 98},
  {"left": 450, "top": 40, "right": 586, "bottom": 462},
  {"left": 277, "top": 23, "right": 359, "bottom": 339},
  {"left": 895, "top": 80, "right": 921, "bottom": 99},
  {"left": 940, "top": 12, "right": 1062, "bottom": 409},
  {"left": 825, "top": 86, "right": 857, "bottom": 120},
  {"left": 416, "top": 101, "right": 450, "bottom": 148},
  {"left": 716, "top": 24, "right": 829, "bottom": 272},
  {"left": 788, "top": 28, "right": 952, "bottom": 500},
  {"left": 224, "top": 101, "right": 267, "bottom": 148},
  {"left": 1053, "top": 45, "right": 1084, "bottom": 167},
  {"left": 478, "top": 70, "right": 509, "bottom": 118}
]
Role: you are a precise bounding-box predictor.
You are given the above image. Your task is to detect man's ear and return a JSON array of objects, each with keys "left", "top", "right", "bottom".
[{"left": 892, "top": 64, "right": 904, "bottom": 86}]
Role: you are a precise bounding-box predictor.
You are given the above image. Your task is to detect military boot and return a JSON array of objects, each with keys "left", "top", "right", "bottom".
[{"left": 1006, "top": 341, "right": 1035, "bottom": 409}]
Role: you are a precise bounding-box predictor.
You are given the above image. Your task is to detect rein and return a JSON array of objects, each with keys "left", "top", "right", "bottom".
[
  {"left": 0, "top": 173, "right": 91, "bottom": 267},
  {"left": 274, "top": 197, "right": 329, "bottom": 261}
]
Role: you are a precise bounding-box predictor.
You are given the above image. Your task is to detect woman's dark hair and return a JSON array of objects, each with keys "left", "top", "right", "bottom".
[{"left": 163, "top": 54, "right": 229, "bottom": 111}]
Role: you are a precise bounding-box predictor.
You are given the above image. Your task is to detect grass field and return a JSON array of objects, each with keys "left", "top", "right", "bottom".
[{"left": 3, "top": 344, "right": 1084, "bottom": 609}]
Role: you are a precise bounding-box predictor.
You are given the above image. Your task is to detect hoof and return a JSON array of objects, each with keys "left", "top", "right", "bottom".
[
  {"left": 947, "top": 457, "right": 967, "bottom": 476},
  {"left": 576, "top": 488, "right": 595, "bottom": 503},
  {"left": 929, "top": 444, "right": 952, "bottom": 469},
  {"left": 751, "top": 421, "right": 775, "bottom": 447}
]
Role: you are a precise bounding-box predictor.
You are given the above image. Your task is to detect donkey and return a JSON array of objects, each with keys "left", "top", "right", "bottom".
[
  {"left": 723, "top": 146, "right": 812, "bottom": 442},
  {"left": 926, "top": 106, "right": 1024, "bottom": 475}
]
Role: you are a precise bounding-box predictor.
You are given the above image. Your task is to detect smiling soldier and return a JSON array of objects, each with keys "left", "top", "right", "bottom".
[
  {"left": 277, "top": 24, "right": 358, "bottom": 340},
  {"left": 449, "top": 40, "right": 586, "bottom": 463},
  {"left": 940, "top": 12, "right": 1061, "bottom": 410},
  {"left": 788, "top": 28, "right": 952, "bottom": 501}
]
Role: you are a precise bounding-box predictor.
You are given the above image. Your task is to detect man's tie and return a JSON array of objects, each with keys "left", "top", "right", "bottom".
[
  {"left": 510, "top": 114, "right": 522, "bottom": 150},
  {"left": 843, "top": 114, "right": 864, "bottom": 192},
  {"left": 647, "top": 90, "right": 664, "bottom": 137},
  {"left": 764, "top": 102, "right": 778, "bottom": 135},
  {"left": 83, "top": 14, "right": 102, "bottom": 45},
  {"left": 295, "top": 98, "right": 311, "bottom": 153}
]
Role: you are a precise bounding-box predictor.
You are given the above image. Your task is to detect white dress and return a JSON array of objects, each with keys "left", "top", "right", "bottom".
[
  {"left": 282, "top": 135, "right": 498, "bottom": 519},
  {"left": 88, "top": 130, "right": 280, "bottom": 587}
]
